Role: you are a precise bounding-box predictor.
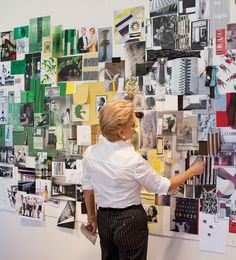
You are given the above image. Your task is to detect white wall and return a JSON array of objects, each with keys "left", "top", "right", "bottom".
[{"left": 1, "top": 0, "right": 236, "bottom": 259}]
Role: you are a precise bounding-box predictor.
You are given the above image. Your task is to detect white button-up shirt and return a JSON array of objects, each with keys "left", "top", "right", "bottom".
[{"left": 82, "top": 139, "right": 170, "bottom": 208}]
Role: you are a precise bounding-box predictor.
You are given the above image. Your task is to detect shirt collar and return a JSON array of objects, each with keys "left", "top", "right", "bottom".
[{"left": 103, "top": 138, "right": 132, "bottom": 149}]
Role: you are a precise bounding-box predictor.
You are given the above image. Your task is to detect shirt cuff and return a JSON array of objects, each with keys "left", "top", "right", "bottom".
[{"left": 158, "top": 177, "right": 171, "bottom": 195}]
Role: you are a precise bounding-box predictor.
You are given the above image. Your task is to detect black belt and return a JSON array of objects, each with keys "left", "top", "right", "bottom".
[{"left": 99, "top": 204, "right": 142, "bottom": 212}]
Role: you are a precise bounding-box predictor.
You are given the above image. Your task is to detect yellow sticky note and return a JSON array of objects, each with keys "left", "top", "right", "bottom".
[
  {"left": 66, "top": 82, "right": 75, "bottom": 94},
  {"left": 83, "top": 82, "right": 114, "bottom": 125},
  {"left": 73, "top": 83, "right": 89, "bottom": 104}
]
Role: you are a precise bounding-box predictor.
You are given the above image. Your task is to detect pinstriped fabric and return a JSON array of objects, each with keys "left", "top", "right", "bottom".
[{"left": 97, "top": 205, "right": 148, "bottom": 260}]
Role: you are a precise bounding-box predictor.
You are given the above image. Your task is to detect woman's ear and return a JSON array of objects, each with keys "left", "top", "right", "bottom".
[{"left": 117, "top": 128, "right": 126, "bottom": 140}]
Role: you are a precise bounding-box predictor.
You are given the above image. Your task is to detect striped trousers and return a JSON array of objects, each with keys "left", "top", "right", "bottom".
[{"left": 97, "top": 204, "right": 148, "bottom": 260}]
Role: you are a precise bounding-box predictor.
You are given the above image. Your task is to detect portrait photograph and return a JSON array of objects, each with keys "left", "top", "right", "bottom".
[{"left": 95, "top": 95, "right": 107, "bottom": 112}]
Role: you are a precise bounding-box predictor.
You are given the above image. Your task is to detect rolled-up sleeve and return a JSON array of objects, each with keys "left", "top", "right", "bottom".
[
  {"left": 134, "top": 155, "right": 170, "bottom": 195},
  {"left": 81, "top": 156, "right": 94, "bottom": 190}
]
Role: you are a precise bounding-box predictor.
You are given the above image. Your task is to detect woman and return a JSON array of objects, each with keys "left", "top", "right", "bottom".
[
  {"left": 82, "top": 99, "right": 205, "bottom": 260},
  {"left": 86, "top": 27, "right": 97, "bottom": 52},
  {"left": 147, "top": 205, "right": 158, "bottom": 223}
]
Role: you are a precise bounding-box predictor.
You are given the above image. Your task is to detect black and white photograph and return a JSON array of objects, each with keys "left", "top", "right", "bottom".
[
  {"left": 76, "top": 184, "right": 84, "bottom": 202},
  {"left": 152, "top": 15, "right": 177, "bottom": 49},
  {"left": 178, "top": 0, "right": 196, "bottom": 15},
  {"left": 0, "top": 164, "right": 13, "bottom": 178},
  {"left": 0, "top": 61, "right": 14, "bottom": 86},
  {"left": 149, "top": 0, "right": 177, "bottom": 17},
  {"left": 191, "top": 19, "right": 209, "bottom": 50},
  {"left": 0, "top": 147, "right": 14, "bottom": 164},
  {"left": 175, "top": 15, "right": 190, "bottom": 50},
  {"left": 170, "top": 197, "right": 199, "bottom": 234},
  {"left": 14, "top": 145, "right": 28, "bottom": 167},
  {"left": 145, "top": 96, "right": 156, "bottom": 110},
  {"left": 52, "top": 176, "right": 76, "bottom": 201},
  {"left": 0, "top": 180, "right": 18, "bottom": 210},
  {"left": 145, "top": 85, "right": 156, "bottom": 96},
  {"left": 196, "top": 0, "right": 210, "bottom": 19},
  {"left": 20, "top": 103, "right": 34, "bottom": 126},
  {"left": 52, "top": 161, "right": 65, "bottom": 176},
  {"left": 18, "top": 180, "right": 36, "bottom": 194},
  {"left": 65, "top": 158, "right": 77, "bottom": 169},
  {"left": 170, "top": 57, "right": 198, "bottom": 95},
  {"left": 133, "top": 93, "right": 145, "bottom": 111},
  {"left": 124, "top": 41, "right": 145, "bottom": 76},
  {"left": 57, "top": 200, "right": 76, "bottom": 229},
  {"left": 0, "top": 97, "right": 8, "bottom": 124},
  {"left": 95, "top": 95, "right": 107, "bottom": 112}
]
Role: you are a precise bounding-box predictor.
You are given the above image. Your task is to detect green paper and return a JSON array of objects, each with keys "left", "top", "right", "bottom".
[
  {"left": 11, "top": 60, "right": 26, "bottom": 74},
  {"left": 58, "top": 82, "right": 66, "bottom": 96},
  {"left": 52, "top": 25, "right": 63, "bottom": 57},
  {"left": 14, "top": 26, "right": 29, "bottom": 40}
]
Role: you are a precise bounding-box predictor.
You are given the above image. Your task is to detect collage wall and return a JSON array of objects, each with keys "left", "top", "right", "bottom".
[{"left": 0, "top": 0, "right": 236, "bottom": 254}]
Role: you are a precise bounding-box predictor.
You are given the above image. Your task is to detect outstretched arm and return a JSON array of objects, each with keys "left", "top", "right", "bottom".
[{"left": 168, "top": 161, "right": 206, "bottom": 191}]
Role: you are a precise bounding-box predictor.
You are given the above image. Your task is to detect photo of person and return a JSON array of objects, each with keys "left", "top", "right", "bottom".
[
  {"left": 77, "top": 27, "right": 89, "bottom": 53},
  {"left": 20, "top": 103, "right": 34, "bottom": 126},
  {"left": 96, "top": 95, "right": 107, "bottom": 112},
  {"left": 18, "top": 192, "right": 44, "bottom": 221},
  {"left": 87, "top": 27, "right": 98, "bottom": 52},
  {"left": 146, "top": 205, "right": 158, "bottom": 223},
  {"left": 152, "top": 15, "right": 177, "bottom": 49}
]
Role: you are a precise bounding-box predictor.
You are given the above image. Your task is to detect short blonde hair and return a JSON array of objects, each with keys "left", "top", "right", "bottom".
[{"left": 99, "top": 100, "right": 134, "bottom": 142}]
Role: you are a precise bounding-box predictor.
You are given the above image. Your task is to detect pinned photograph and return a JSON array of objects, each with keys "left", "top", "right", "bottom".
[
  {"left": 0, "top": 180, "right": 18, "bottom": 210},
  {"left": 95, "top": 95, "right": 107, "bottom": 112},
  {"left": 98, "top": 27, "right": 112, "bottom": 62},
  {"left": 0, "top": 61, "right": 14, "bottom": 86},
  {"left": 17, "top": 192, "right": 44, "bottom": 221},
  {"left": 57, "top": 200, "right": 76, "bottom": 229},
  {"left": 14, "top": 145, "right": 28, "bottom": 167},
  {"left": 0, "top": 147, "right": 14, "bottom": 164},
  {"left": 0, "top": 31, "right": 16, "bottom": 61},
  {"left": 149, "top": 0, "right": 177, "bottom": 17},
  {"left": 0, "top": 164, "right": 13, "bottom": 178},
  {"left": 152, "top": 15, "right": 177, "bottom": 49},
  {"left": 34, "top": 113, "right": 50, "bottom": 128},
  {"left": 20, "top": 103, "right": 34, "bottom": 126},
  {"left": 36, "top": 179, "right": 51, "bottom": 202},
  {"left": 52, "top": 176, "right": 76, "bottom": 201},
  {"left": 191, "top": 20, "right": 209, "bottom": 50},
  {"left": 57, "top": 55, "right": 83, "bottom": 82}
]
